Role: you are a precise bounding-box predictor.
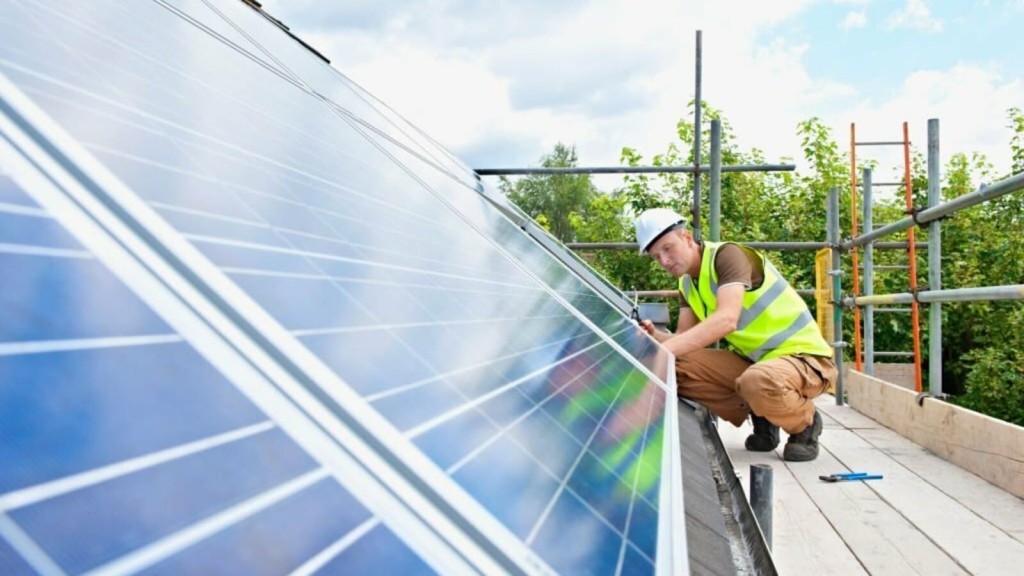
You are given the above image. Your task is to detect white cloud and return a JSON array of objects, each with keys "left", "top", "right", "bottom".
[
  {"left": 257, "top": 0, "right": 1020, "bottom": 194},
  {"left": 839, "top": 11, "right": 868, "bottom": 29},
  {"left": 260, "top": 0, "right": 692, "bottom": 179},
  {"left": 687, "top": 0, "right": 850, "bottom": 165},
  {"left": 831, "top": 64, "right": 1023, "bottom": 182},
  {"left": 835, "top": 0, "right": 871, "bottom": 5},
  {"left": 886, "top": 0, "right": 943, "bottom": 33}
]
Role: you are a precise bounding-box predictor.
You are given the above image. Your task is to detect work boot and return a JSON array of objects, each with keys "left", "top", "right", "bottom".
[
  {"left": 744, "top": 414, "right": 779, "bottom": 452},
  {"left": 783, "top": 411, "right": 823, "bottom": 462}
]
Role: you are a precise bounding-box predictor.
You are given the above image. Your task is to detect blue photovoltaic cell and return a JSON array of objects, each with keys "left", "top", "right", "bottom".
[
  {"left": 315, "top": 523, "right": 438, "bottom": 576},
  {"left": 0, "top": 253, "right": 170, "bottom": 343},
  {"left": 0, "top": 345, "right": 265, "bottom": 493},
  {"left": 139, "top": 479, "right": 430, "bottom": 576},
  {"left": 10, "top": 430, "right": 317, "bottom": 573},
  {"left": 0, "top": 1, "right": 680, "bottom": 573},
  {"left": 0, "top": 540, "right": 34, "bottom": 576},
  {"left": 0, "top": 178, "right": 426, "bottom": 570},
  {"left": 181, "top": 0, "right": 480, "bottom": 192}
]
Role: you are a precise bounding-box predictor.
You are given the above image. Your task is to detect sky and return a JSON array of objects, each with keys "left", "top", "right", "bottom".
[{"left": 259, "top": 0, "right": 1024, "bottom": 191}]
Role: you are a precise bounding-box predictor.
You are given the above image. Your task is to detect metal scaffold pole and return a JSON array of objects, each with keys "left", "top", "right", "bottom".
[
  {"left": 828, "top": 187, "right": 846, "bottom": 404},
  {"left": 863, "top": 168, "right": 875, "bottom": 375},
  {"left": 927, "top": 118, "right": 943, "bottom": 395},
  {"left": 692, "top": 30, "right": 703, "bottom": 241}
]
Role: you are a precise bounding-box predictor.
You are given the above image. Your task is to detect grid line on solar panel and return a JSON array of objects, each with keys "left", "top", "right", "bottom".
[
  {"left": 177, "top": 233, "right": 537, "bottom": 290},
  {"left": 221, "top": 267, "right": 545, "bottom": 300},
  {"left": 150, "top": 190, "right": 483, "bottom": 266},
  {"left": 0, "top": 202, "right": 47, "bottom": 218},
  {"left": 0, "top": 334, "right": 181, "bottom": 356},
  {"left": 0, "top": 421, "right": 274, "bottom": 513},
  {"left": 614, "top": 382, "right": 663, "bottom": 572},
  {"left": 364, "top": 331, "right": 590, "bottom": 404},
  {"left": 0, "top": 513, "right": 61, "bottom": 576},
  {"left": 402, "top": 338, "right": 609, "bottom": 440},
  {"left": 84, "top": 468, "right": 330, "bottom": 576},
  {"left": 0, "top": 243, "right": 92, "bottom": 259},
  {"left": 434, "top": 354, "right": 661, "bottom": 570},
  {"left": 183, "top": 0, "right": 477, "bottom": 187},
  {"left": 290, "top": 517, "right": 381, "bottom": 576},
  {"left": 387, "top": 327, "right": 659, "bottom": 537},
  {"left": 440, "top": 346, "right": 616, "bottom": 477},
  {"left": 524, "top": 367, "right": 653, "bottom": 546},
  {"left": 286, "top": 313, "right": 571, "bottom": 337},
  {"left": 74, "top": 136, "right": 525, "bottom": 285},
  {"left": 386, "top": 325, "right": 661, "bottom": 552},
  {"left": 177, "top": 159, "right": 506, "bottom": 276}
]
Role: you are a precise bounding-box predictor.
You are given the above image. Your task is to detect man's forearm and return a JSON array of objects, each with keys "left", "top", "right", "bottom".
[{"left": 663, "top": 312, "right": 736, "bottom": 357}]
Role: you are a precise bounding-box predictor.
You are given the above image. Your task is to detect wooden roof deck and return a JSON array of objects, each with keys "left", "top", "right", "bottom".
[{"left": 716, "top": 395, "right": 1024, "bottom": 575}]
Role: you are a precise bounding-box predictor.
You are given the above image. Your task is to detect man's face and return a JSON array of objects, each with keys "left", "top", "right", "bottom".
[{"left": 648, "top": 229, "right": 692, "bottom": 278}]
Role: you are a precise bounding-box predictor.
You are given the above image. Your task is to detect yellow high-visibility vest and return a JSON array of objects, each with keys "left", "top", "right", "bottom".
[{"left": 679, "top": 242, "right": 833, "bottom": 362}]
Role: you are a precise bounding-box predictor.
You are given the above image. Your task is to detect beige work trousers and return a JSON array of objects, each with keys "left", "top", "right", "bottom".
[{"left": 675, "top": 349, "right": 837, "bottom": 434}]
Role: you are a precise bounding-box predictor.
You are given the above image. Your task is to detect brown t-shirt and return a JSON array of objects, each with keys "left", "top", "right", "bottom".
[{"left": 681, "top": 243, "right": 764, "bottom": 309}]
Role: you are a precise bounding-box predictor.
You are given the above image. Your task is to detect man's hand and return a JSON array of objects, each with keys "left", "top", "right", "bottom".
[{"left": 638, "top": 319, "right": 670, "bottom": 343}]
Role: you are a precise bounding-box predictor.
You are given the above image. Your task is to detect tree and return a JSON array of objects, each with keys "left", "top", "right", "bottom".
[
  {"left": 1009, "top": 107, "right": 1024, "bottom": 176},
  {"left": 504, "top": 107, "right": 1024, "bottom": 427},
  {"left": 499, "top": 143, "right": 597, "bottom": 242}
]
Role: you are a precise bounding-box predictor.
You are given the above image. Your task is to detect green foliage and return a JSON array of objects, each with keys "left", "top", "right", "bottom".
[
  {"left": 951, "top": 304, "right": 1024, "bottom": 426},
  {"left": 499, "top": 143, "right": 596, "bottom": 242},
  {"left": 1009, "top": 107, "right": 1024, "bottom": 176},
  {"left": 503, "top": 105, "right": 1024, "bottom": 427}
]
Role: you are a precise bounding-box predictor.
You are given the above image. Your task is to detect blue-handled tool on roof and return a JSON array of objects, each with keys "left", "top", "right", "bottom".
[{"left": 819, "top": 472, "right": 883, "bottom": 482}]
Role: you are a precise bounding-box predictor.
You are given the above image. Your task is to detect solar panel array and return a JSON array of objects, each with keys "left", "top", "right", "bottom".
[{"left": 0, "top": 1, "right": 687, "bottom": 574}]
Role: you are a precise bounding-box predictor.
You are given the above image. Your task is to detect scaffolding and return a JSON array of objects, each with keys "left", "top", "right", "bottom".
[
  {"left": 850, "top": 122, "right": 925, "bottom": 392},
  {"left": 473, "top": 32, "right": 1024, "bottom": 405}
]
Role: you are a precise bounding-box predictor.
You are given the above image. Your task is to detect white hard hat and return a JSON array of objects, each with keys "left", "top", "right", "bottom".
[{"left": 634, "top": 208, "right": 686, "bottom": 254}]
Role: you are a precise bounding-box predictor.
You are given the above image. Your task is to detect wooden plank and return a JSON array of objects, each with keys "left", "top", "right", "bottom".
[
  {"left": 716, "top": 419, "right": 868, "bottom": 575},
  {"left": 819, "top": 404, "right": 1024, "bottom": 574},
  {"left": 847, "top": 371, "right": 1024, "bottom": 498},
  {"left": 795, "top": 427, "right": 966, "bottom": 575},
  {"left": 715, "top": 394, "right": 1024, "bottom": 574},
  {"left": 853, "top": 425, "right": 1024, "bottom": 546},
  {"left": 816, "top": 399, "right": 881, "bottom": 430}
]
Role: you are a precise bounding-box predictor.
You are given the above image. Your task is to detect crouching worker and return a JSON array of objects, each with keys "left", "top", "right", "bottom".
[{"left": 634, "top": 208, "right": 837, "bottom": 461}]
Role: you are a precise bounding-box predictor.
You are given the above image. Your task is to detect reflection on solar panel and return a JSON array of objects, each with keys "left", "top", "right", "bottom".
[{"left": 1, "top": 0, "right": 688, "bottom": 574}]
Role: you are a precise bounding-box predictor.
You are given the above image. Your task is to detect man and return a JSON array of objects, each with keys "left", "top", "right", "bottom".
[{"left": 633, "top": 208, "right": 837, "bottom": 461}]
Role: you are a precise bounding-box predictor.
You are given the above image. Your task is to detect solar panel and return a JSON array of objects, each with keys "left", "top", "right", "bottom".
[
  {"left": 1, "top": 1, "right": 688, "bottom": 573},
  {"left": 0, "top": 170, "right": 459, "bottom": 574}
]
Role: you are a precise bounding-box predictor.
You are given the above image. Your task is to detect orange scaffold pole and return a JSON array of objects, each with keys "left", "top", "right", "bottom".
[{"left": 902, "top": 122, "right": 924, "bottom": 392}]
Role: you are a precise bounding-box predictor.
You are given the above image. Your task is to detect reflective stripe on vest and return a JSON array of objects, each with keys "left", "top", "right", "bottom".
[{"left": 678, "top": 242, "right": 833, "bottom": 362}]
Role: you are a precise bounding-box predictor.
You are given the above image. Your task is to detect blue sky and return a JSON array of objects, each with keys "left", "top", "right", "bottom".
[
  {"left": 783, "top": 0, "right": 1022, "bottom": 113},
  {"left": 798, "top": 1, "right": 1021, "bottom": 89},
  {"left": 261, "top": 0, "right": 1024, "bottom": 188}
]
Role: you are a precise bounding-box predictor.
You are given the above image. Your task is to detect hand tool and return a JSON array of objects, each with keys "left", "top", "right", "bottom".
[{"left": 819, "top": 472, "right": 883, "bottom": 482}]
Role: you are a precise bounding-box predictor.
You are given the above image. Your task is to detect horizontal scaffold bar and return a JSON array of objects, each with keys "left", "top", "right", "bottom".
[
  {"left": 846, "top": 285, "right": 1024, "bottom": 307},
  {"left": 568, "top": 241, "right": 926, "bottom": 251},
  {"left": 473, "top": 164, "right": 795, "bottom": 176}
]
